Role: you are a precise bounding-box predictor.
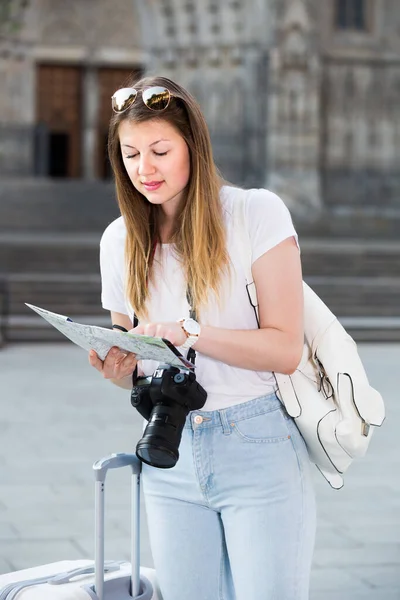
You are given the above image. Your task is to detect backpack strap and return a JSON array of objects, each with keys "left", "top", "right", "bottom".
[
  {"left": 231, "top": 188, "right": 301, "bottom": 414},
  {"left": 231, "top": 189, "right": 260, "bottom": 326}
]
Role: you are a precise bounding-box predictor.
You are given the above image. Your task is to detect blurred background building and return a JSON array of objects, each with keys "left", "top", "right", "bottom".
[{"left": 0, "top": 0, "right": 399, "bottom": 343}]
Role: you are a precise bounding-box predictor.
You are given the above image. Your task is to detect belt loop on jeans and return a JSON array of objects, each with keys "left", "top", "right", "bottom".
[{"left": 219, "top": 410, "right": 232, "bottom": 435}]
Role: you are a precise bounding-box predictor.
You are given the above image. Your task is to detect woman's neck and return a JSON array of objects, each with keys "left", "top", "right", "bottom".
[{"left": 158, "top": 214, "right": 176, "bottom": 244}]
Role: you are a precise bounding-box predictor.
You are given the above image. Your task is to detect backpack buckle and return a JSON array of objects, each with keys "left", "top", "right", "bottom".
[{"left": 361, "top": 421, "right": 370, "bottom": 437}]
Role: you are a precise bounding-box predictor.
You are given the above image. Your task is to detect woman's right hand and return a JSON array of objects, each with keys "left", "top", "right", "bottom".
[{"left": 88, "top": 346, "right": 137, "bottom": 380}]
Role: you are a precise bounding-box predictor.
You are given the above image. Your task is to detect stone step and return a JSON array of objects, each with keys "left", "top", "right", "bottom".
[
  {"left": 0, "top": 179, "right": 119, "bottom": 233},
  {"left": 305, "top": 276, "right": 400, "bottom": 316},
  {"left": 5, "top": 274, "right": 103, "bottom": 318},
  {"left": 4, "top": 273, "right": 400, "bottom": 315},
  {"left": 6, "top": 315, "right": 400, "bottom": 342},
  {"left": 0, "top": 234, "right": 101, "bottom": 274},
  {"left": 7, "top": 314, "right": 111, "bottom": 342},
  {"left": 300, "top": 239, "right": 400, "bottom": 277},
  {"left": 295, "top": 205, "right": 400, "bottom": 238},
  {"left": 1, "top": 178, "right": 400, "bottom": 238},
  {"left": 2, "top": 235, "right": 400, "bottom": 278},
  {"left": 339, "top": 317, "right": 400, "bottom": 342},
  {"left": 1, "top": 273, "right": 400, "bottom": 343}
]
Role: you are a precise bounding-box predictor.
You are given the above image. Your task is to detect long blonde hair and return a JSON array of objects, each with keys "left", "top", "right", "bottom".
[{"left": 108, "top": 75, "right": 231, "bottom": 321}]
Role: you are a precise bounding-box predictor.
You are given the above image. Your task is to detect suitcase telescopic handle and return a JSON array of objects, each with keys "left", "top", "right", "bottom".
[
  {"left": 93, "top": 453, "right": 141, "bottom": 482},
  {"left": 93, "top": 453, "right": 142, "bottom": 600}
]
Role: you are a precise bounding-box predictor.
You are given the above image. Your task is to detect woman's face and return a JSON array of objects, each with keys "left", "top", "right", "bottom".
[{"left": 119, "top": 118, "right": 191, "bottom": 219}]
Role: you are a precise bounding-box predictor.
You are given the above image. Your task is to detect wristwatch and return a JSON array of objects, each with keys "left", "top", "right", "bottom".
[{"left": 178, "top": 317, "right": 201, "bottom": 350}]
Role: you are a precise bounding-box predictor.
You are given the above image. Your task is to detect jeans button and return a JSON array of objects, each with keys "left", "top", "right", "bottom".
[{"left": 194, "top": 415, "right": 203, "bottom": 425}]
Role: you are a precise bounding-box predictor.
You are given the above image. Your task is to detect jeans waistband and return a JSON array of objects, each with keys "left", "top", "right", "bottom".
[{"left": 184, "top": 392, "right": 281, "bottom": 431}]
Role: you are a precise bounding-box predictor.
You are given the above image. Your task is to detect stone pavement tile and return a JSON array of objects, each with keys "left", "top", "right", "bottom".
[
  {"left": 314, "top": 526, "right": 362, "bottom": 549},
  {"left": 345, "top": 525, "right": 400, "bottom": 545},
  {"left": 320, "top": 507, "right": 400, "bottom": 528},
  {"left": 0, "top": 558, "right": 14, "bottom": 576},
  {"left": 0, "top": 464, "right": 94, "bottom": 485},
  {"left": 4, "top": 510, "right": 121, "bottom": 540},
  {"left": 49, "top": 483, "right": 94, "bottom": 505},
  {"left": 0, "top": 495, "right": 100, "bottom": 533},
  {"left": 0, "top": 523, "right": 18, "bottom": 540},
  {"left": 0, "top": 540, "right": 85, "bottom": 573},
  {"left": 313, "top": 543, "right": 400, "bottom": 567},
  {"left": 351, "top": 566, "right": 400, "bottom": 590},
  {"left": 310, "top": 566, "right": 372, "bottom": 593},
  {"left": 0, "top": 485, "right": 58, "bottom": 509},
  {"left": 310, "top": 592, "right": 400, "bottom": 600}
]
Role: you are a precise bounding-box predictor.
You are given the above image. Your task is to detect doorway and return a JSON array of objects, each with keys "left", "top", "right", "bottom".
[{"left": 36, "top": 64, "right": 82, "bottom": 178}]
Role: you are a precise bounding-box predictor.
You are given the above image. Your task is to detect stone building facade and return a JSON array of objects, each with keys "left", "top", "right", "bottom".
[{"left": 0, "top": 0, "right": 399, "bottom": 223}]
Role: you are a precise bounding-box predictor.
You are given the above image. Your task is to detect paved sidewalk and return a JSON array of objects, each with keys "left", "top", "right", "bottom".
[{"left": 0, "top": 342, "right": 399, "bottom": 599}]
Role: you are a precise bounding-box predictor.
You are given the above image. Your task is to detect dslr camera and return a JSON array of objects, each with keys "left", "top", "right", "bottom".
[{"left": 131, "top": 364, "right": 207, "bottom": 469}]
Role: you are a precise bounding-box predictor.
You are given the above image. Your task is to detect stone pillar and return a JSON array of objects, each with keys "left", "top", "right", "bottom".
[
  {"left": 266, "top": 0, "right": 323, "bottom": 219},
  {"left": 0, "top": 41, "right": 35, "bottom": 176},
  {"left": 82, "top": 66, "right": 99, "bottom": 180}
]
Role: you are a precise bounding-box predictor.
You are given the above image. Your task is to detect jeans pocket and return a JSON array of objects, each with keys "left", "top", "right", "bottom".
[{"left": 231, "top": 407, "right": 292, "bottom": 444}]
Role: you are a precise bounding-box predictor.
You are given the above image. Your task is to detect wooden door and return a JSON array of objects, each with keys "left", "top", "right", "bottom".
[
  {"left": 36, "top": 65, "right": 82, "bottom": 178},
  {"left": 97, "top": 67, "right": 142, "bottom": 179}
]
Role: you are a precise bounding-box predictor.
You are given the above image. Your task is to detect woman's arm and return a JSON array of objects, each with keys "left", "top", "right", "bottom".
[
  {"left": 133, "top": 237, "right": 304, "bottom": 375},
  {"left": 193, "top": 237, "right": 303, "bottom": 374}
]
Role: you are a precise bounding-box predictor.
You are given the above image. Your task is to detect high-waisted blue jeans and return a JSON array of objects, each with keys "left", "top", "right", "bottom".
[{"left": 141, "top": 392, "right": 316, "bottom": 600}]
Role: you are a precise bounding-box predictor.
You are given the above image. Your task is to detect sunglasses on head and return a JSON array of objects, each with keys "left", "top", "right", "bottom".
[{"left": 111, "top": 86, "right": 174, "bottom": 114}]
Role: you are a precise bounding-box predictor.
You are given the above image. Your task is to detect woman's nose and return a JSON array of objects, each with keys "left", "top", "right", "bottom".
[{"left": 138, "top": 155, "right": 156, "bottom": 176}]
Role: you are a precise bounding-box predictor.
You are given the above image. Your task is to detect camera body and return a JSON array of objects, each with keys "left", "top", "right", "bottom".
[{"left": 131, "top": 364, "right": 207, "bottom": 468}]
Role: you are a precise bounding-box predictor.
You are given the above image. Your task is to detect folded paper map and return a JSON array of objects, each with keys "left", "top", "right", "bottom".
[{"left": 26, "top": 303, "right": 194, "bottom": 369}]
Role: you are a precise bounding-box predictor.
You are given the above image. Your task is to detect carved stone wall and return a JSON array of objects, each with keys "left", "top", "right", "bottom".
[
  {"left": 35, "top": 0, "right": 141, "bottom": 51},
  {"left": 322, "top": 59, "right": 400, "bottom": 208},
  {"left": 133, "top": 0, "right": 273, "bottom": 186},
  {"left": 0, "top": 0, "right": 399, "bottom": 216},
  {"left": 318, "top": 0, "right": 400, "bottom": 210}
]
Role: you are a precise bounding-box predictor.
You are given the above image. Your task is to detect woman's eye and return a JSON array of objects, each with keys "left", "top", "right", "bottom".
[
  {"left": 154, "top": 151, "right": 168, "bottom": 157},
  {"left": 125, "top": 154, "right": 138, "bottom": 159}
]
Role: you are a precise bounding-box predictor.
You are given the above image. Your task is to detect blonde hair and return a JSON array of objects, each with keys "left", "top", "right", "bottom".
[{"left": 108, "top": 75, "right": 231, "bottom": 321}]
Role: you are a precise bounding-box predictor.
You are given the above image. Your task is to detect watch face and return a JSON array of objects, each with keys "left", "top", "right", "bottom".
[{"left": 185, "top": 318, "right": 201, "bottom": 336}]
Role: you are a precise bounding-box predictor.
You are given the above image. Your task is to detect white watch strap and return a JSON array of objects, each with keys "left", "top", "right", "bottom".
[{"left": 181, "top": 335, "right": 198, "bottom": 351}]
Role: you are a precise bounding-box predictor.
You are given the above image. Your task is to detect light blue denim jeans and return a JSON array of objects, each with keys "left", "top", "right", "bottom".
[{"left": 141, "top": 392, "right": 316, "bottom": 600}]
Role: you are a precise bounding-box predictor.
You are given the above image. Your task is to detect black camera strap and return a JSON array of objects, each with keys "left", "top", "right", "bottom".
[
  {"left": 121, "top": 285, "right": 197, "bottom": 376},
  {"left": 186, "top": 286, "right": 197, "bottom": 366}
]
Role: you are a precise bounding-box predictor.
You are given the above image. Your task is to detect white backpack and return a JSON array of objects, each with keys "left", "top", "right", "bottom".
[{"left": 233, "top": 189, "right": 385, "bottom": 489}]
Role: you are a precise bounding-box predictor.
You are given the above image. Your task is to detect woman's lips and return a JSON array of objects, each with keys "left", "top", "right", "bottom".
[{"left": 143, "top": 181, "right": 163, "bottom": 191}]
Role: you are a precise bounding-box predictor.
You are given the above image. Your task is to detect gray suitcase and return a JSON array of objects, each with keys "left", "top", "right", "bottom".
[{"left": 0, "top": 453, "right": 162, "bottom": 599}]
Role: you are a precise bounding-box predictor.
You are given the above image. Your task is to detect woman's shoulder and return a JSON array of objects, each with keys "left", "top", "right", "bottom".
[
  {"left": 100, "top": 216, "right": 126, "bottom": 247},
  {"left": 220, "top": 185, "right": 290, "bottom": 218}
]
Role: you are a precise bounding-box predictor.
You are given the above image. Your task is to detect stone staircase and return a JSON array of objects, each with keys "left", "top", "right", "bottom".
[
  {"left": 0, "top": 179, "right": 119, "bottom": 342},
  {"left": 1, "top": 179, "right": 399, "bottom": 342},
  {"left": 300, "top": 239, "right": 400, "bottom": 341}
]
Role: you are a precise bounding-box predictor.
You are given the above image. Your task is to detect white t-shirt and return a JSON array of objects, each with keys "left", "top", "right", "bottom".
[{"left": 100, "top": 185, "right": 299, "bottom": 411}]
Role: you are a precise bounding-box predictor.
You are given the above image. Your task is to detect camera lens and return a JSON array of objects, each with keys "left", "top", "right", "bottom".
[
  {"left": 136, "top": 402, "right": 188, "bottom": 468},
  {"left": 136, "top": 441, "right": 178, "bottom": 468}
]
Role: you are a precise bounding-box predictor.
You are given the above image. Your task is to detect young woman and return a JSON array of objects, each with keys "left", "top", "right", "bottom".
[{"left": 89, "top": 75, "right": 316, "bottom": 600}]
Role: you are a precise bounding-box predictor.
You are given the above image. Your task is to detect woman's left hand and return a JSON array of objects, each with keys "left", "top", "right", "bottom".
[{"left": 130, "top": 321, "right": 187, "bottom": 347}]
